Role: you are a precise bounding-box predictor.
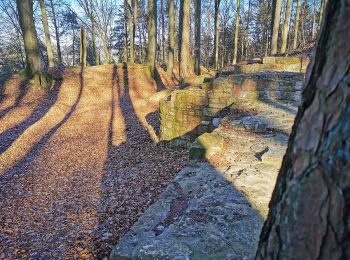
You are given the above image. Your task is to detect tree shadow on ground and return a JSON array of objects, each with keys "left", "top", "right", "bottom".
[
  {"left": 0, "top": 80, "right": 63, "bottom": 153},
  {"left": 96, "top": 64, "right": 187, "bottom": 258},
  {"left": 0, "top": 68, "right": 84, "bottom": 184},
  {"left": 0, "top": 79, "right": 28, "bottom": 119}
]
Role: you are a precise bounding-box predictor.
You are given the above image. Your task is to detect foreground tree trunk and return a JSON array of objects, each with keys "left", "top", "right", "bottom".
[
  {"left": 145, "top": 0, "right": 157, "bottom": 75},
  {"left": 318, "top": 0, "right": 326, "bottom": 32},
  {"left": 293, "top": 0, "right": 301, "bottom": 50},
  {"left": 194, "top": 0, "right": 201, "bottom": 75},
  {"left": 280, "top": 0, "right": 292, "bottom": 54},
  {"left": 39, "top": 0, "right": 54, "bottom": 68},
  {"left": 232, "top": 0, "right": 240, "bottom": 65},
  {"left": 17, "top": 0, "right": 46, "bottom": 87},
  {"left": 214, "top": 0, "right": 220, "bottom": 69},
  {"left": 256, "top": 0, "right": 350, "bottom": 258},
  {"left": 166, "top": 0, "right": 175, "bottom": 76},
  {"left": 80, "top": 27, "right": 87, "bottom": 67},
  {"left": 270, "top": 0, "right": 282, "bottom": 55},
  {"left": 178, "top": 0, "right": 193, "bottom": 80}
]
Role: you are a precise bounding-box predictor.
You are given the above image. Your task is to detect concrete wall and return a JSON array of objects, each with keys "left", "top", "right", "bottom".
[{"left": 160, "top": 72, "right": 304, "bottom": 141}]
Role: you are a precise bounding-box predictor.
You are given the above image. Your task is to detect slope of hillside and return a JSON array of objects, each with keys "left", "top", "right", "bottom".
[{"left": 0, "top": 64, "right": 188, "bottom": 259}]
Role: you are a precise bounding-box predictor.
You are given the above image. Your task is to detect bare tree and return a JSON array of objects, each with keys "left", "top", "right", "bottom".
[
  {"left": 293, "top": 0, "right": 301, "bottom": 50},
  {"left": 280, "top": 0, "right": 292, "bottom": 54},
  {"left": 145, "top": 0, "right": 157, "bottom": 74},
  {"left": 270, "top": 0, "right": 282, "bottom": 55},
  {"left": 232, "top": 0, "right": 240, "bottom": 64},
  {"left": 194, "top": 0, "right": 201, "bottom": 74},
  {"left": 39, "top": 0, "right": 55, "bottom": 67},
  {"left": 166, "top": 0, "right": 175, "bottom": 76}
]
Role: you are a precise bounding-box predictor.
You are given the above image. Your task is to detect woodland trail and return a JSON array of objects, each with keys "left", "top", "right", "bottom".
[{"left": 0, "top": 64, "right": 187, "bottom": 259}]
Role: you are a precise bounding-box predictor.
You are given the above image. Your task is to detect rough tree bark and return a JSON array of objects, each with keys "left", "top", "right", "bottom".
[
  {"left": 214, "top": 0, "right": 220, "bottom": 69},
  {"left": 232, "top": 0, "right": 240, "bottom": 65},
  {"left": 178, "top": 0, "right": 193, "bottom": 80},
  {"left": 80, "top": 26, "right": 87, "bottom": 67},
  {"left": 145, "top": 0, "right": 157, "bottom": 75},
  {"left": 293, "top": 0, "right": 301, "bottom": 50},
  {"left": 16, "top": 0, "right": 47, "bottom": 87},
  {"left": 39, "top": 0, "right": 54, "bottom": 68},
  {"left": 126, "top": 0, "right": 134, "bottom": 63},
  {"left": 133, "top": 0, "right": 138, "bottom": 61},
  {"left": 280, "top": 0, "right": 292, "bottom": 54},
  {"left": 49, "top": 0, "right": 62, "bottom": 64},
  {"left": 166, "top": 0, "right": 175, "bottom": 76},
  {"left": 256, "top": 0, "right": 350, "bottom": 258},
  {"left": 194, "top": 0, "right": 201, "bottom": 75},
  {"left": 270, "top": 0, "right": 282, "bottom": 55}
]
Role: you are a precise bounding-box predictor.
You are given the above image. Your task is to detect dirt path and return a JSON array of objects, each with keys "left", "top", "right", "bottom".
[{"left": 0, "top": 64, "right": 187, "bottom": 259}]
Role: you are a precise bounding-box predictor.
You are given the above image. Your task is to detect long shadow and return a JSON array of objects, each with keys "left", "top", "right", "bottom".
[
  {"left": 0, "top": 79, "right": 28, "bottom": 119},
  {"left": 96, "top": 64, "right": 188, "bottom": 258},
  {"left": 0, "top": 68, "right": 84, "bottom": 185},
  {"left": 0, "top": 80, "right": 62, "bottom": 154}
]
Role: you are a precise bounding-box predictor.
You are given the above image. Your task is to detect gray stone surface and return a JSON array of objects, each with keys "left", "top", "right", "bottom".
[{"left": 110, "top": 164, "right": 263, "bottom": 260}]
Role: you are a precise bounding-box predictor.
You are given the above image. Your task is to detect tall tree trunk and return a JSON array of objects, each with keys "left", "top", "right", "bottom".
[
  {"left": 49, "top": 0, "right": 62, "bottom": 64},
  {"left": 16, "top": 0, "right": 44, "bottom": 85},
  {"left": 232, "top": 0, "right": 240, "bottom": 64},
  {"left": 179, "top": 0, "right": 193, "bottom": 80},
  {"left": 145, "top": 0, "right": 157, "bottom": 75},
  {"left": 160, "top": 0, "right": 166, "bottom": 64},
  {"left": 293, "top": 0, "right": 301, "bottom": 49},
  {"left": 256, "top": 0, "right": 350, "bottom": 258},
  {"left": 89, "top": 15, "right": 99, "bottom": 65},
  {"left": 280, "top": 0, "right": 292, "bottom": 54},
  {"left": 214, "top": 0, "right": 220, "bottom": 69},
  {"left": 133, "top": 0, "right": 138, "bottom": 62},
  {"left": 123, "top": 12, "right": 128, "bottom": 63},
  {"left": 80, "top": 26, "right": 87, "bottom": 67},
  {"left": 194, "top": 0, "right": 201, "bottom": 75},
  {"left": 39, "top": 0, "right": 54, "bottom": 68},
  {"left": 167, "top": 0, "right": 175, "bottom": 76},
  {"left": 127, "top": 0, "right": 134, "bottom": 63},
  {"left": 318, "top": 0, "right": 326, "bottom": 32},
  {"left": 311, "top": 0, "right": 316, "bottom": 39},
  {"left": 270, "top": 0, "right": 282, "bottom": 55},
  {"left": 245, "top": 0, "right": 252, "bottom": 59},
  {"left": 301, "top": 1, "right": 306, "bottom": 47}
]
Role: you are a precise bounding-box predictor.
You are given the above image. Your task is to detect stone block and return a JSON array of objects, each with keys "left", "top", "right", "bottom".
[{"left": 197, "top": 132, "right": 224, "bottom": 155}]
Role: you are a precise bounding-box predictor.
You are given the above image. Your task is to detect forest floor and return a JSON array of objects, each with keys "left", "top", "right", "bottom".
[{"left": 0, "top": 64, "right": 189, "bottom": 259}]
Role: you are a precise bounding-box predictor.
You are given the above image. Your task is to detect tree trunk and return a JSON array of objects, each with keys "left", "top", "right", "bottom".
[
  {"left": 232, "top": 0, "right": 240, "bottom": 64},
  {"left": 256, "top": 0, "right": 350, "bottom": 258},
  {"left": 133, "top": 0, "right": 138, "bottom": 62},
  {"left": 89, "top": 13, "right": 99, "bottom": 65},
  {"left": 214, "top": 0, "right": 220, "bottom": 69},
  {"left": 145, "top": 0, "right": 157, "bottom": 75},
  {"left": 280, "top": 0, "right": 292, "bottom": 54},
  {"left": 245, "top": 0, "right": 252, "bottom": 59},
  {"left": 301, "top": 1, "right": 306, "bottom": 47},
  {"left": 194, "top": 0, "right": 201, "bottom": 75},
  {"left": 179, "top": 0, "right": 193, "bottom": 80},
  {"left": 167, "top": 0, "right": 175, "bottom": 76},
  {"left": 80, "top": 26, "right": 87, "bottom": 67},
  {"left": 16, "top": 0, "right": 43, "bottom": 83},
  {"left": 270, "top": 0, "right": 282, "bottom": 55},
  {"left": 39, "top": 0, "right": 54, "bottom": 68},
  {"left": 311, "top": 0, "right": 316, "bottom": 39},
  {"left": 123, "top": 12, "right": 128, "bottom": 63},
  {"left": 160, "top": 0, "right": 166, "bottom": 64},
  {"left": 318, "top": 0, "right": 326, "bottom": 32},
  {"left": 293, "top": 0, "right": 301, "bottom": 50},
  {"left": 127, "top": 0, "right": 134, "bottom": 63},
  {"left": 49, "top": 0, "right": 62, "bottom": 64}
]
